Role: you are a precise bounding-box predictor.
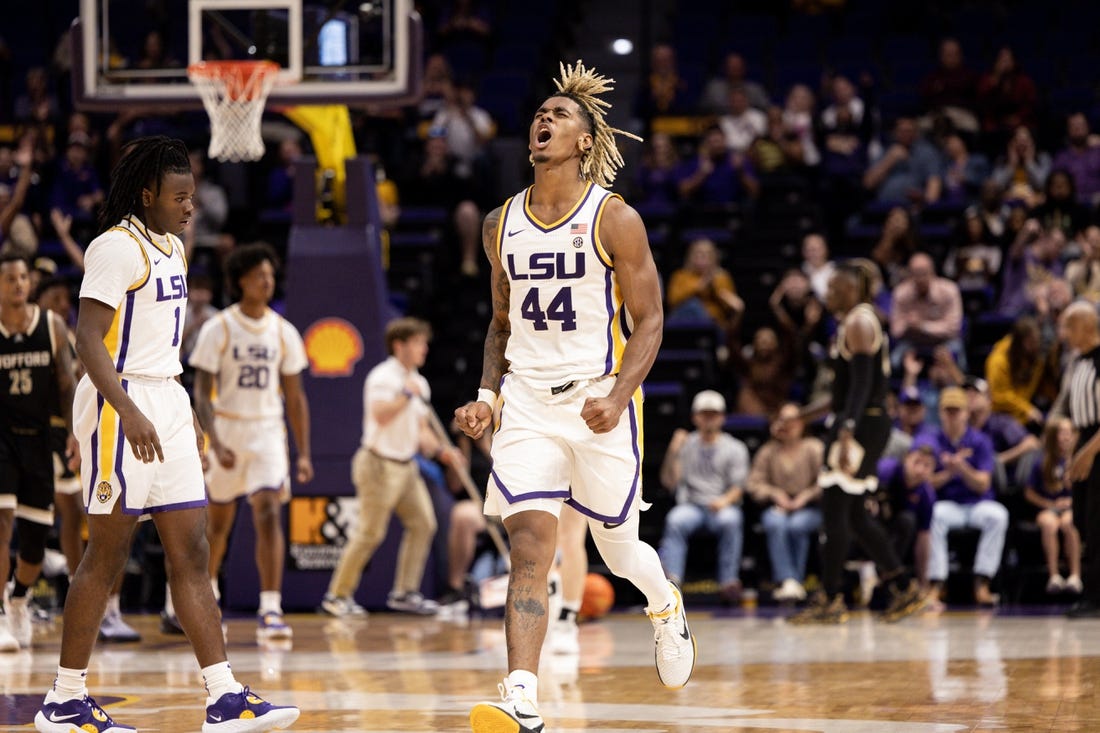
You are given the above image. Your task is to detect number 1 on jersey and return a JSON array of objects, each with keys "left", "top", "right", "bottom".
[
  {"left": 171, "top": 306, "right": 181, "bottom": 347},
  {"left": 521, "top": 286, "right": 577, "bottom": 331}
]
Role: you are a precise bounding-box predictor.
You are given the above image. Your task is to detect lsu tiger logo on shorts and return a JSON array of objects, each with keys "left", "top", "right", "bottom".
[{"left": 96, "top": 481, "right": 112, "bottom": 503}]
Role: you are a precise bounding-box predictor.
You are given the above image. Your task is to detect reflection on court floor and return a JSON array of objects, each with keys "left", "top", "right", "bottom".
[{"left": 0, "top": 609, "right": 1097, "bottom": 732}]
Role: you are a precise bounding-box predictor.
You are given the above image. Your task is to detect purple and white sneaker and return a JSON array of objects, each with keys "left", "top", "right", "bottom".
[
  {"left": 34, "top": 691, "right": 135, "bottom": 733},
  {"left": 202, "top": 686, "right": 299, "bottom": 732}
]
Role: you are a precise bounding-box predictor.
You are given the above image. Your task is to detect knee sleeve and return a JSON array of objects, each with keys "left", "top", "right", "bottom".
[{"left": 15, "top": 518, "right": 50, "bottom": 565}]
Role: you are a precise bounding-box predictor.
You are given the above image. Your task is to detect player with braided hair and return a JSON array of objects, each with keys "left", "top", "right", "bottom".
[
  {"left": 456, "top": 60, "right": 695, "bottom": 733},
  {"left": 34, "top": 136, "right": 297, "bottom": 733},
  {"left": 789, "top": 260, "right": 926, "bottom": 625}
]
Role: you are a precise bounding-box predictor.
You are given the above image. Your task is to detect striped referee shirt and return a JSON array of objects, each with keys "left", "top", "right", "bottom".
[{"left": 1068, "top": 345, "right": 1100, "bottom": 433}]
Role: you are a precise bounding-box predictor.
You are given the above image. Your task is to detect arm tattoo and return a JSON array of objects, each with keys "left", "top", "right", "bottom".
[{"left": 480, "top": 207, "right": 511, "bottom": 391}]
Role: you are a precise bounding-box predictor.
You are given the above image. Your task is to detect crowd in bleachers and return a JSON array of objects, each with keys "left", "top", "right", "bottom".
[{"left": 4, "top": 0, "right": 1100, "bottom": 609}]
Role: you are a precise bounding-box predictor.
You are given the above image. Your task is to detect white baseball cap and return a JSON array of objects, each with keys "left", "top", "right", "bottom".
[{"left": 691, "top": 390, "right": 727, "bottom": 413}]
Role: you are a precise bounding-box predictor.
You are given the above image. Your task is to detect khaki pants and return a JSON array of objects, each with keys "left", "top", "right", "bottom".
[{"left": 327, "top": 447, "right": 437, "bottom": 598}]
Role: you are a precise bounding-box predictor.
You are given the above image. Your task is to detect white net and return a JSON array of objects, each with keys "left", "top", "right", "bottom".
[{"left": 188, "top": 62, "right": 278, "bottom": 162}]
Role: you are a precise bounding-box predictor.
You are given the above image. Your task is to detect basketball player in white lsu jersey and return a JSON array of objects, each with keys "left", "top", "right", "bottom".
[
  {"left": 190, "top": 242, "right": 312, "bottom": 644},
  {"left": 456, "top": 61, "right": 697, "bottom": 733},
  {"left": 34, "top": 136, "right": 297, "bottom": 733}
]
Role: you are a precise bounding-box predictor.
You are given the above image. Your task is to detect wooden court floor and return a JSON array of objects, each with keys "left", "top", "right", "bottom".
[{"left": 1, "top": 606, "right": 1098, "bottom": 732}]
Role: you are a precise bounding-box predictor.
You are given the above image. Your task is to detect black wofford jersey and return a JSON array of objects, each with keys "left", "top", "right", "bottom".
[{"left": 0, "top": 305, "right": 56, "bottom": 431}]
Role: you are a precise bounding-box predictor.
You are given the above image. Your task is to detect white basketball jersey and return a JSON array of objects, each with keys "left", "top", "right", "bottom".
[
  {"left": 80, "top": 217, "right": 189, "bottom": 378},
  {"left": 497, "top": 182, "right": 630, "bottom": 386},
  {"left": 188, "top": 304, "right": 308, "bottom": 420}
]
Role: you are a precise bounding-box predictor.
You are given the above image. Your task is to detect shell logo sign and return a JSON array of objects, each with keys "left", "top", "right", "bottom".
[{"left": 303, "top": 318, "right": 364, "bottom": 377}]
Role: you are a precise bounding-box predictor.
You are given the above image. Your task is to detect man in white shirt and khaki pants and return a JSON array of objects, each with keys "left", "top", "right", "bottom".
[{"left": 322, "top": 317, "right": 461, "bottom": 616}]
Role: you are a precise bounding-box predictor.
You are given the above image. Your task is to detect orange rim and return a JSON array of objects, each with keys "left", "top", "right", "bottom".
[{"left": 187, "top": 60, "right": 279, "bottom": 101}]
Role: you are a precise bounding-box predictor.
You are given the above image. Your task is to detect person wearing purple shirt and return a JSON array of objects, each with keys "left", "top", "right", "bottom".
[
  {"left": 966, "top": 378, "right": 1041, "bottom": 493},
  {"left": 674, "top": 125, "right": 759, "bottom": 208},
  {"left": 48, "top": 133, "right": 103, "bottom": 223},
  {"left": 916, "top": 386, "right": 1008, "bottom": 606},
  {"left": 876, "top": 448, "right": 937, "bottom": 588},
  {"left": 1051, "top": 113, "right": 1100, "bottom": 206}
]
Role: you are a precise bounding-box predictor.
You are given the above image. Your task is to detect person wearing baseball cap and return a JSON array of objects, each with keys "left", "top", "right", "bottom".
[
  {"left": 918, "top": 386, "right": 1007, "bottom": 607},
  {"left": 658, "top": 390, "right": 750, "bottom": 605}
]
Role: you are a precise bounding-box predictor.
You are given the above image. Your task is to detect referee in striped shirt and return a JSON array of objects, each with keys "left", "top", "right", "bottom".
[{"left": 1060, "top": 301, "right": 1100, "bottom": 617}]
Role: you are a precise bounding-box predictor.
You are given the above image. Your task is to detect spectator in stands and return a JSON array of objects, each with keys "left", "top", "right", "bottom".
[
  {"left": 633, "top": 132, "right": 681, "bottom": 212},
  {"left": 135, "top": 30, "right": 180, "bottom": 72},
  {"left": 919, "top": 386, "right": 1007, "bottom": 607},
  {"left": 665, "top": 237, "right": 744, "bottom": 338},
  {"left": 875, "top": 447, "right": 937, "bottom": 589},
  {"left": 769, "top": 268, "right": 824, "bottom": 381},
  {"left": 749, "top": 107, "right": 805, "bottom": 176},
  {"left": 399, "top": 130, "right": 482, "bottom": 278},
  {"left": 698, "top": 52, "right": 770, "bottom": 114},
  {"left": 415, "top": 54, "right": 454, "bottom": 123},
  {"left": 884, "top": 384, "right": 931, "bottom": 460},
  {"left": 967, "top": 377, "right": 1042, "bottom": 495},
  {"left": 735, "top": 326, "right": 791, "bottom": 416},
  {"left": 436, "top": 425, "right": 492, "bottom": 613},
  {"left": 985, "top": 316, "right": 1058, "bottom": 427},
  {"left": 1024, "top": 417, "right": 1082, "bottom": 595},
  {"left": 919, "top": 38, "right": 980, "bottom": 132},
  {"left": 674, "top": 125, "right": 759, "bottom": 208},
  {"left": 997, "top": 219, "right": 1066, "bottom": 319},
  {"left": 939, "top": 134, "right": 989, "bottom": 205},
  {"left": 1035, "top": 278, "right": 1073, "bottom": 369},
  {"left": 13, "top": 67, "right": 59, "bottom": 129},
  {"left": 872, "top": 207, "right": 920, "bottom": 288},
  {"left": 816, "top": 98, "right": 870, "bottom": 241},
  {"left": 49, "top": 133, "right": 103, "bottom": 230},
  {"left": 943, "top": 208, "right": 1002, "bottom": 292},
  {"left": 863, "top": 117, "right": 942, "bottom": 206},
  {"left": 990, "top": 126, "right": 1051, "bottom": 209},
  {"left": 658, "top": 390, "right": 750, "bottom": 604},
  {"left": 820, "top": 75, "right": 868, "bottom": 132},
  {"left": 1065, "top": 225, "right": 1100, "bottom": 301},
  {"left": 634, "top": 43, "right": 693, "bottom": 123},
  {"left": 266, "top": 138, "right": 303, "bottom": 212},
  {"left": 783, "top": 84, "right": 819, "bottom": 167},
  {"left": 435, "top": 0, "right": 492, "bottom": 44},
  {"left": 800, "top": 232, "right": 835, "bottom": 302},
  {"left": 0, "top": 142, "right": 37, "bottom": 258},
  {"left": 977, "top": 47, "right": 1038, "bottom": 151},
  {"left": 429, "top": 79, "right": 495, "bottom": 187},
  {"left": 977, "top": 179, "right": 1010, "bottom": 245},
  {"left": 1031, "top": 169, "right": 1089, "bottom": 239},
  {"left": 746, "top": 402, "right": 823, "bottom": 603},
  {"left": 1052, "top": 113, "right": 1100, "bottom": 206},
  {"left": 889, "top": 252, "right": 964, "bottom": 370},
  {"left": 718, "top": 87, "right": 767, "bottom": 156}
]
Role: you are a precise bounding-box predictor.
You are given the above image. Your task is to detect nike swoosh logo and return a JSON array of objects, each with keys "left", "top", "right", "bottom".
[
  {"left": 507, "top": 229, "right": 525, "bottom": 237},
  {"left": 516, "top": 710, "right": 541, "bottom": 719},
  {"left": 209, "top": 713, "right": 223, "bottom": 721},
  {"left": 153, "top": 259, "right": 162, "bottom": 265},
  {"left": 679, "top": 626, "right": 691, "bottom": 640},
  {"left": 49, "top": 712, "right": 81, "bottom": 722},
  {"left": 602, "top": 521, "right": 623, "bottom": 529}
]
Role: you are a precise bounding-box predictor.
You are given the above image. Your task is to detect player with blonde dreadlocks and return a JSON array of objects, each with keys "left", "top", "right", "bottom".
[{"left": 458, "top": 60, "right": 696, "bottom": 733}]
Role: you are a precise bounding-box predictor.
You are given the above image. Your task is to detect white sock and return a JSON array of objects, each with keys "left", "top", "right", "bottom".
[
  {"left": 259, "top": 591, "right": 281, "bottom": 614},
  {"left": 164, "top": 585, "right": 175, "bottom": 617},
  {"left": 53, "top": 666, "right": 88, "bottom": 701},
  {"left": 506, "top": 669, "right": 538, "bottom": 705},
  {"left": 210, "top": 578, "right": 221, "bottom": 603},
  {"left": 201, "top": 661, "right": 243, "bottom": 700},
  {"left": 105, "top": 594, "right": 121, "bottom": 617}
]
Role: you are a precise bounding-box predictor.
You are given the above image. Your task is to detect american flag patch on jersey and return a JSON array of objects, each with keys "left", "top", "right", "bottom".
[{"left": 570, "top": 223, "right": 588, "bottom": 234}]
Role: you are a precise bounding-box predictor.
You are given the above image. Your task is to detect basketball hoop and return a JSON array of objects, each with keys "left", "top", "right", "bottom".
[{"left": 188, "top": 60, "right": 279, "bottom": 162}]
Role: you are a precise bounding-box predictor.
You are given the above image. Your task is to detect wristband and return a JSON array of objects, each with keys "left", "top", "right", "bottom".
[{"left": 476, "top": 388, "right": 498, "bottom": 408}]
